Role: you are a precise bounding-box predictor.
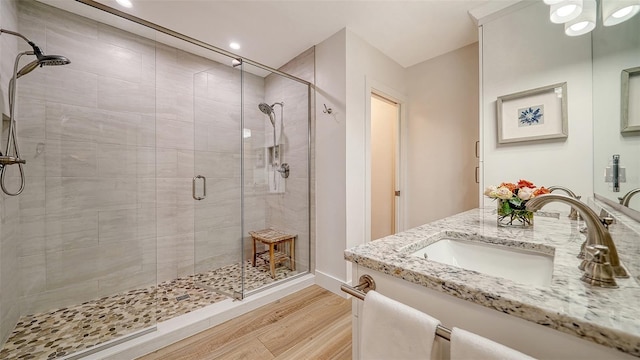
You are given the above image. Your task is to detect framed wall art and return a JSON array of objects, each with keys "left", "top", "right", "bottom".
[
  {"left": 621, "top": 66, "right": 640, "bottom": 134},
  {"left": 496, "top": 82, "right": 568, "bottom": 144}
]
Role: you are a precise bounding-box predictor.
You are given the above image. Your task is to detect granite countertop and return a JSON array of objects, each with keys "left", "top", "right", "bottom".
[{"left": 344, "top": 206, "right": 640, "bottom": 357}]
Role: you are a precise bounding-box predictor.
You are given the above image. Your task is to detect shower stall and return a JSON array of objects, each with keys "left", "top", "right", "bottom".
[{"left": 0, "top": 0, "right": 312, "bottom": 358}]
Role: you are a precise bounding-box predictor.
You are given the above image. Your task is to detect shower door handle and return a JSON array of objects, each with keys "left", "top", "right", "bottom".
[{"left": 193, "top": 175, "right": 206, "bottom": 200}]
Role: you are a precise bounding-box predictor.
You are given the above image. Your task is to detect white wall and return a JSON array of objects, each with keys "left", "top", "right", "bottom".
[
  {"left": 315, "top": 28, "right": 407, "bottom": 292},
  {"left": 405, "top": 43, "right": 479, "bottom": 228},
  {"left": 481, "top": 2, "right": 593, "bottom": 208},
  {"left": 315, "top": 29, "right": 347, "bottom": 291},
  {"left": 345, "top": 29, "right": 406, "bottom": 249}
]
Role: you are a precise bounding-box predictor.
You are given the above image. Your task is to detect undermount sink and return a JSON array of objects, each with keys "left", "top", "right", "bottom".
[{"left": 410, "top": 235, "right": 554, "bottom": 287}]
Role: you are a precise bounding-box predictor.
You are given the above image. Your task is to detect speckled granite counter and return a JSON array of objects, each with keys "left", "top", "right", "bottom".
[{"left": 345, "top": 206, "right": 640, "bottom": 357}]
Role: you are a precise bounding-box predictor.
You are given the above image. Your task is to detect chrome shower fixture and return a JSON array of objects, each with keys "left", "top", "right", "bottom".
[
  {"left": 0, "top": 29, "right": 70, "bottom": 78},
  {"left": 0, "top": 29, "right": 71, "bottom": 196},
  {"left": 258, "top": 102, "right": 276, "bottom": 127}
]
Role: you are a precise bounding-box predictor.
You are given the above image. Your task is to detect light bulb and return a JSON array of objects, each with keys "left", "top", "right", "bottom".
[
  {"left": 557, "top": 4, "right": 577, "bottom": 16},
  {"left": 229, "top": 42, "right": 240, "bottom": 50},
  {"left": 569, "top": 21, "right": 589, "bottom": 31},
  {"left": 116, "top": 0, "right": 132, "bottom": 8},
  {"left": 603, "top": 0, "right": 640, "bottom": 26},
  {"left": 550, "top": 0, "right": 583, "bottom": 24},
  {"left": 612, "top": 5, "right": 634, "bottom": 18},
  {"left": 564, "top": 0, "right": 595, "bottom": 36}
]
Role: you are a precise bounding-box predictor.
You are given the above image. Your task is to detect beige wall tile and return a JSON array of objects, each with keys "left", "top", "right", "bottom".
[
  {"left": 97, "top": 76, "right": 154, "bottom": 115},
  {"left": 98, "top": 208, "right": 138, "bottom": 244},
  {"left": 47, "top": 26, "right": 143, "bottom": 83},
  {"left": 20, "top": 280, "right": 99, "bottom": 315},
  {"left": 46, "top": 67, "right": 98, "bottom": 107},
  {"left": 157, "top": 233, "right": 194, "bottom": 282},
  {"left": 45, "top": 211, "right": 98, "bottom": 252},
  {"left": 156, "top": 205, "right": 194, "bottom": 238},
  {"left": 97, "top": 144, "right": 137, "bottom": 178},
  {"left": 45, "top": 139, "right": 97, "bottom": 177},
  {"left": 19, "top": 253, "right": 46, "bottom": 296},
  {"left": 156, "top": 116, "right": 194, "bottom": 150},
  {"left": 45, "top": 177, "right": 137, "bottom": 214},
  {"left": 15, "top": 96, "right": 45, "bottom": 139}
]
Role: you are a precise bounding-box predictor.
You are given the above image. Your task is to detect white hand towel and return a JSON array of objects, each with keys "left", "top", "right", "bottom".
[
  {"left": 450, "top": 327, "right": 536, "bottom": 360},
  {"left": 360, "top": 290, "right": 441, "bottom": 360}
]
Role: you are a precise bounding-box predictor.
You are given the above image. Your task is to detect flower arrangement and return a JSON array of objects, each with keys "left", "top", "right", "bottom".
[{"left": 484, "top": 179, "right": 550, "bottom": 227}]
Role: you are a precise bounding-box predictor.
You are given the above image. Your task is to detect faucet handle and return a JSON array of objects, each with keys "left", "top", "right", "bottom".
[
  {"left": 600, "top": 217, "right": 615, "bottom": 228},
  {"left": 589, "top": 245, "right": 610, "bottom": 263},
  {"left": 580, "top": 245, "right": 618, "bottom": 288}
]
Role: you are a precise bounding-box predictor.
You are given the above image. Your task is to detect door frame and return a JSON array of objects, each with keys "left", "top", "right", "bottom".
[{"left": 365, "top": 78, "right": 407, "bottom": 243}]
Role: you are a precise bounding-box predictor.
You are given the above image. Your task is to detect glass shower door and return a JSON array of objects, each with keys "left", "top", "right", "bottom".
[{"left": 193, "top": 60, "right": 244, "bottom": 298}]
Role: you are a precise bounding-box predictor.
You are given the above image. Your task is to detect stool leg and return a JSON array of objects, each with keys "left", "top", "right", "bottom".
[
  {"left": 269, "top": 244, "right": 276, "bottom": 279},
  {"left": 252, "top": 238, "right": 257, "bottom": 267},
  {"left": 290, "top": 237, "right": 295, "bottom": 271}
]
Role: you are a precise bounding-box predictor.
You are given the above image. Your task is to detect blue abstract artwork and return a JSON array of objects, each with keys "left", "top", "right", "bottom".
[{"left": 518, "top": 105, "right": 544, "bottom": 127}]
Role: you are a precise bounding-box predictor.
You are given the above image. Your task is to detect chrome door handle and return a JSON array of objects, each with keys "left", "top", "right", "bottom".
[{"left": 193, "top": 175, "right": 206, "bottom": 200}]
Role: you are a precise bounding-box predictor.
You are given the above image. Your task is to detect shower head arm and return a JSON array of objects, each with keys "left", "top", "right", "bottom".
[
  {"left": 0, "top": 29, "right": 44, "bottom": 59},
  {"left": 0, "top": 29, "right": 32, "bottom": 44}
]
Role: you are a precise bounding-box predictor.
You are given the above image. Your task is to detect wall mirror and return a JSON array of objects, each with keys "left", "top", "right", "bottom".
[{"left": 592, "top": 9, "right": 640, "bottom": 215}]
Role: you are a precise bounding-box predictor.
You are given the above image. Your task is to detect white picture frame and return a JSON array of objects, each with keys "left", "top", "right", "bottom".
[
  {"left": 621, "top": 66, "right": 640, "bottom": 134},
  {"left": 496, "top": 82, "right": 568, "bottom": 144}
]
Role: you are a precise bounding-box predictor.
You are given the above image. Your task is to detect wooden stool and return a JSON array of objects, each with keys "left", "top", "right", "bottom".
[{"left": 249, "top": 228, "right": 296, "bottom": 279}]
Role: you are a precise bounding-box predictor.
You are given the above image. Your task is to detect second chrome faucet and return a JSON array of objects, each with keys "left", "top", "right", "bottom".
[{"left": 526, "top": 194, "right": 629, "bottom": 280}]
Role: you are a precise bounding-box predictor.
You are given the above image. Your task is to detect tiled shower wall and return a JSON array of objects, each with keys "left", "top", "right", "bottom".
[
  {"left": 15, "top": 0, "right": 158, "bottom": 316},
  {"left": 0, "top": 0, "right": 20, "bottom": 346},
  {"left": 263, "top": 47, "right": 314, "bottom": 272},
  {"left": 0, "top": 0, "right": 313, "bottom": 345},
  {"left": 11, "top": 0, "right": 269, "bottom": 315}
]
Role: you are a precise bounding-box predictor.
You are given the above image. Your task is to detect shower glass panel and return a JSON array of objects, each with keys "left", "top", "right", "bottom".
[
  {"left": 241, "top": 62, "right": 311, "bottom": 297},
  {"left": 0, "top": 0, "right": 159, "bottom": 358},
  {"left": 192, "top": 59, "right": 244, "bottom": 298}
]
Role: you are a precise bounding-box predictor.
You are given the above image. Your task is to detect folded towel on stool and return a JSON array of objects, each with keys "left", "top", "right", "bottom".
[
  {"left": 451, "top": 327, "right": 536, "bottom": 360},
  {"left": 360, "top": 290, "right": 441, "bottom": 360}
]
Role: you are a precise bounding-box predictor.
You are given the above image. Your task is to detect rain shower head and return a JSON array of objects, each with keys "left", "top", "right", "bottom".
[
  {"left": 17, "top": 54, "right": 71, "bottom": 78},
  {"left": 258, "top": 102, "right": 275, "bottom": 127},
  {"left": 1, "top": 29, "right": 70, "bottom": 78}
]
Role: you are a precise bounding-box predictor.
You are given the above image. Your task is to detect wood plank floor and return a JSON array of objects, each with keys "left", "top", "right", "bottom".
[{"left": 138, "top": 285, "right": 352, "bottom": 360}]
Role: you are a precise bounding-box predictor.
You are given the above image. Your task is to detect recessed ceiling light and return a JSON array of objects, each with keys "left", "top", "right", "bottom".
[
  {"left": 116, "top": 0, "right": 132, "bottom": 8},
  {"left": 229, "top": 42, "right": 240, "bottom": 50}
]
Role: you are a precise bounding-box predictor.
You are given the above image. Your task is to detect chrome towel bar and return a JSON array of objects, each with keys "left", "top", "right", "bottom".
[{"left": 341, "top": 275, "right": 452, "bottom": 341}]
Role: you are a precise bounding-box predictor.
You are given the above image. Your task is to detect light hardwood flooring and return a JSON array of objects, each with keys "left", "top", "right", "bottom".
[{"left": 138, "top": 285, "right": 352, "bottom": 360}]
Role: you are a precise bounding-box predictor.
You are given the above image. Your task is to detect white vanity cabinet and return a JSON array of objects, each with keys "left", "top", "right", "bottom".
[{"left": 350, "top": 264, "right": 636, "bottom": 360}]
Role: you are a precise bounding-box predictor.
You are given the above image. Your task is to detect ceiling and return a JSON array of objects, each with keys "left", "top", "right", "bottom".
[
  {"left": 36, "top": 0, "right": 524, "bottom": 72},
  {"left": 72, "top": 0, "right": 504, "bottom": 70}
]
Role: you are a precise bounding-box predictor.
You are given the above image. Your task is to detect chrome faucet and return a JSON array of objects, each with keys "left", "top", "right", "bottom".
[
  {"left": 526, "top": 194, "right": 629, "bottom": 278},
  {"left": 619, "top": 188, "right": 640, "bottom": 207},
  {"left": 547, "top": 186, "right": 580, "bottom": 220}
]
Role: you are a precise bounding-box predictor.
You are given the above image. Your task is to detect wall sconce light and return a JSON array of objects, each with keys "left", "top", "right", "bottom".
[
  {"left": 602, "top": 0, "right": 640, "bottom": 26},
  {"left": 565, "top": 0, "right": 597, "bottom": 35},
  {"left": 550, "top": 0, "right": 584, "bottom": 23}
]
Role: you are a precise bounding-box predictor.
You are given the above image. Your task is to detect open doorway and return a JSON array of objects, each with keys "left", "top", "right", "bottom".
[{"left": 370, "top": 93, "right": 400, "bottom": 241}]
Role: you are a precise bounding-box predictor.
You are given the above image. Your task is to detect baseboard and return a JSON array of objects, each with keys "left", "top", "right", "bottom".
[
  {"left": 78, "top": 274, "right": 315, "bottom": 360},
  {"left": 315, "top": 269, "right": 349, "bottom": 298}
]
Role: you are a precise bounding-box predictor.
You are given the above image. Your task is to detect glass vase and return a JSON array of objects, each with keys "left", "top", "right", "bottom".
[{"left": 497, "top": 199, "right": 534, "bottom": 228}]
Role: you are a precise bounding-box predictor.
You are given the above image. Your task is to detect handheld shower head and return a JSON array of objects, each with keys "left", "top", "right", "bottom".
[{"left": 258, "top": 102, "right": 275, "bottom": 127}]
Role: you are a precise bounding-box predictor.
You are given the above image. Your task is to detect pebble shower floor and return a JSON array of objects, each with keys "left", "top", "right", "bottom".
[{"left": 0, "top": 254, "right": 297, "bottom": 359}]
